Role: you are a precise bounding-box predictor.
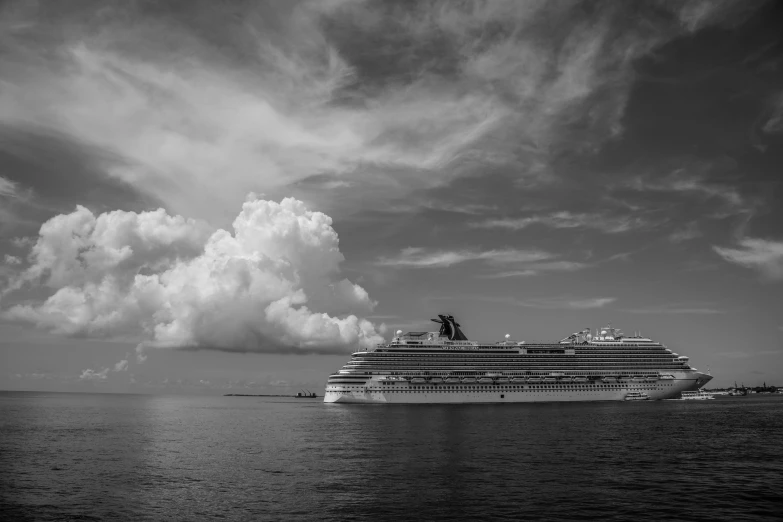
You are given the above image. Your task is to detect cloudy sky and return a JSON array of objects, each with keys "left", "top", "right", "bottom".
[{"left": 1, "top": 0, "right": 781, "bottom": 393}]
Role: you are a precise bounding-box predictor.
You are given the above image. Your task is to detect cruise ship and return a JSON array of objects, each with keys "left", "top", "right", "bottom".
[{"left": 324, "top": 314, "right": 713, "bottom": 403}]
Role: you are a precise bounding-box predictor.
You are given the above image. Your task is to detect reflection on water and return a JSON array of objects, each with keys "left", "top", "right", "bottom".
[{"left": 2, "top": 393, "right": 782, "bottom": 521}]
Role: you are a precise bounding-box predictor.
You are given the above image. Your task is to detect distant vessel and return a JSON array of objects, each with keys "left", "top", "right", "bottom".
[
  {"left": 295, "top": 391, "right": 317, "bottom": 398},
  {"left": 324, "top": 314, "right": 713, "bottom": 404},
  {"left": 679, "top": 390, "right": 714, "bottom": 400},
  {"left": 624, "top": 391, "right": 650, "bottom": 401},
  {"left": 728, "top": 382, "right": 748, "bottom": 396}
]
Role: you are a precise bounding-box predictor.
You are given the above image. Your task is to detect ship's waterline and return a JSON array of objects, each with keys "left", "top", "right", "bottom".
[{"left": 324, "top": 314, "right": 713, "bottom": 404}]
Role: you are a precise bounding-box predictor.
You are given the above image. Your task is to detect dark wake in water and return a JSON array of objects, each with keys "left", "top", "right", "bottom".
[{"left": 1, "top": 392, "right": 781, "bottom": 521}]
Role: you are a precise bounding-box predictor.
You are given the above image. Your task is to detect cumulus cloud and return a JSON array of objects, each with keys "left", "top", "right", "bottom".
[
  {"left": 11, "top": 372, "right": 54, "bottom": 380},
  {"left": 79, "top": 367, "right": 110, "bottom": 381},
  {"left": 113, "top": 359, "right": 128, "bottom": 372},
  {"left": 713, "top": 238, "right": 783, "bottom": 280},
  {"left": 11, "top": 237, "right": 34, "bottom": 248},
  {"left": 3, "top": 196, "right": 384, "bottom": 353}
]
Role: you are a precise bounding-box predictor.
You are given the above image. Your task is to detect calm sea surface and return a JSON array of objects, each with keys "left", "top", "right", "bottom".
[{"left": 1, "top": 392, "right": 782, "bottom": 521}]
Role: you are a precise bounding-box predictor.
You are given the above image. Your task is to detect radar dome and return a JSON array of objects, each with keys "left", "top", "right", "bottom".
[
  {"left": 505, "top": 334, "right": 510, "bottom": 339},
  {"left": 396, "top": 330, "right": 403, "bottom": 336}
]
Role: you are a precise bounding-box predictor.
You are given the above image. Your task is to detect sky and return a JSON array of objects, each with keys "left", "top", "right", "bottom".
[{"left": 1, "top": 0, "right": 781, "bottom": 393}]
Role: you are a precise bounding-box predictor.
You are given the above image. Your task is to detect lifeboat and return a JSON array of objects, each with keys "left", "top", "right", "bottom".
[
  {"left": 495, "top": 377, "right": 510, "bottom": 384},
  {"left": 645, "top": 375, "right": 658, "bottom": 382},
  {"left": 660, "top": 374, "right": 675, "bottom": 380},
  {"left": 429, "top": 377, "right": 443, "bottom": 384},
  {"left": 559, "top": 377, "right": 572, "bottom": 383},
  {"left": 573, "top": 377, "right": 588, "bottom": 383},
  {"left": 445, "top": 377, "right": 461, "bottom": 384},
  {"left": 410, "top": 377, "right": 427, "bottom": 384},
  {"left": 527, "top": 377, "right": 542, "bottom": 383},
  {"left": 477, "top": 377, "right": 494, "bottom": 384},
  {"left": 511, "top": 377, "right": 528, "bottom": 384},
  {"left": 461, "top": 377, "right": 477, "bottom": 384},
  {"left": 602, "top": 377, "right": 617, "bottom": 383},
  {"left": 631, "top": 376, "right": 645, "bottom": 382},
  {"left": 543, "top": 377, "right": 557, "bottom": 383}
]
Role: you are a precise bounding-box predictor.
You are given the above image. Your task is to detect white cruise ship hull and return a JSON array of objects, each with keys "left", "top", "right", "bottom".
[
  {"left": 324, "top": 372, "right": 711, "bottom": 404},
  {"left": 324, "top": 315, "right": 714, "bottom": 404}
]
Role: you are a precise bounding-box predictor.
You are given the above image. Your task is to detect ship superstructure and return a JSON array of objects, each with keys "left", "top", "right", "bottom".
[{"left": 324, "top": 314, "right": 712, "bottom": 403}]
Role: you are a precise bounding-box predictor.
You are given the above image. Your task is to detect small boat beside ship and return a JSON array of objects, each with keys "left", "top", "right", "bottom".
[
  {"left": 680, "top": 390, "right": 714, "bottom": 400},
  {"left": 624, "top": 391, "right": 650, "bottom": 401}
]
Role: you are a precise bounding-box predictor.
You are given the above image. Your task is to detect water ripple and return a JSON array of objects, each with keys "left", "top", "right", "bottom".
[{"left": 1, "top": 393, "right": 782, "bottom": 521}]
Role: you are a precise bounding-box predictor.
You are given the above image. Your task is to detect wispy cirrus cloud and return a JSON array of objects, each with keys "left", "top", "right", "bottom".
[
  {"left": 478, "top": 261, "right": 589, "bottom": 279},
  {"left": 558, "top": 297, "right": 617, "bottom": 310},
  {"left": 377, "top": 247, "right": 595, "bottom": 277},
  {"left": 376, "top": 247, "right": 553, "bottom": 269},
  {"left": 471, "top": 211, "right": 648, "bottom": 234},
  {"left": 713, "top": 238, "right": 783, "bottom": 280},
  {"left": 717, "top": 350, "right": 781, "bottom": 359},
  {"left": 0, "top": 175, "right": 35, "bottom": 231},
  {"left": 625, "top": 169, "right": 749, "bottom": 214},
  {"left": 0, "top": 176, "right": 18, "bottom": 198},
  {"left": 436, "top": 295, "right": 616, "bottom": 310},
  {"left": 762, "top": 91, "right": 783, "bottom": 133},
  {"left": 625, "top": 306, "right": 725, "bottom": 315},
  {"left": 669, "top": 222, "right": 702, "bottom": 243},
  {"left": 0, "top": 0, "right": 752, "bottom": 223}
]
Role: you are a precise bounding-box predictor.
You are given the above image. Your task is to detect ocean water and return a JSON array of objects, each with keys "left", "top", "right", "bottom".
[{"left": 1, "top": 392, "right": 782, "bottom": 521}]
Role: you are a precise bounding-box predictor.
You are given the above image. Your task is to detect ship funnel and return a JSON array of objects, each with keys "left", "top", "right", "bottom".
[{"left": 431, "top": 314, "right": 469, "bottom": 340}]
